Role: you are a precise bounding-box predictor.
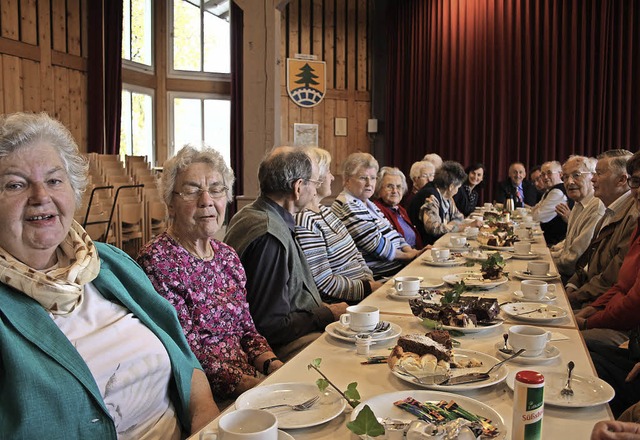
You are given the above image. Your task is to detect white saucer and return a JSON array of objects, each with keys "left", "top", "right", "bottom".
[
  {"left": 512, "top": 290, "right": 557, "bottom": 303},
  {"left": 279, "top": 430, "right": 294, "bottom": 440},
  {"left": 387, "top": 288, "right": 421, "bottom": 300},
  {"left": 494, "top": 342, "right": 560, "bottom": 364},
  {"left": 333, "top": 321, "right": 393, "bottom": 338},
  {"left": 508, "top": 251, "right": 540, "bottom": 260}
]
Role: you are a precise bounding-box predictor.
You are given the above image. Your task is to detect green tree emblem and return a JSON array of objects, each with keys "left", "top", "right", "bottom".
[{"left": 295, "top": 63, "right": 320, "bottom": 88}]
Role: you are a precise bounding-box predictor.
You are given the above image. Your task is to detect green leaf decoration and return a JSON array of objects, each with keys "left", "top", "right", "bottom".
[
  {"left": 316, "top": 378, "right": 329, "bottom": 392},
  {"left": 346, "top": 405, "right": 385, "bottom": 437},
  {"left": 420, "top": 317, "right": 441, "bottom": 329},
  {"left": 344, "top": 382, "right": 361, "bottom": 405},
  {"left": 311, "top": 358, "right": 322, "bottom": 368}
]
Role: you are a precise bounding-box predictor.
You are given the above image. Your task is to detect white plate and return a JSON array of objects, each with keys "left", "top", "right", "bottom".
[
  {"left": 438, "top": 319, "right": 504, "bottom": 334},
  {"left": 442, "top": 273, "right": 509, "bottom": 289},
  {"left": 235, "top": 382, "right": 346, "bottom": 429},
  {"left": 481, "top": 244, "right": 515, "bottom": 251},
  {"left": 334, "top": 321, "right": 393, "bottom": 338},
  {"left": 421, "top": 279, "right": 446, "bottom": 289},
  {"left": 422, "top": 255, "right": 466, "bottom": 267},
  {"left": 505, "top": 371, "right": 615, "bottom": 408},
  {"left": 351, "top": 390, "right": 506, "bottom": 439},
  {"left": 494, "top": 342, "right": 561, "bottom": 364},
  {"left": 507, "top": 251, "right": 540, "bottom": 260},
  {"left": 513, "top": 270, "right": 561, "bottom": 281},
  {"left": 445, "top": 244, "right": 474, "bottom": 252},
  {"left": 462, "top": 251, "right": 512, "bottom": 262},
  {"left": 325, "top": 321, "right": 402, "bottom": 343},
  {"left": 278, "top": 430, "right": 294, "bottom": 440},
  {"left": 501, "top": 303, "right": 568, "bottom": 322},
  {"left": 512, "top": 290, "right": 557, "bottom": 303},
  {"left": 391, "top": 349, "right": 508, "bottom": 391}
]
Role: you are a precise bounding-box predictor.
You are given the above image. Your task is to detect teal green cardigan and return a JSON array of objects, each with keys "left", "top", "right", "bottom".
[{"left": 0, "top": 242, "right": 201, "bottom": 439}]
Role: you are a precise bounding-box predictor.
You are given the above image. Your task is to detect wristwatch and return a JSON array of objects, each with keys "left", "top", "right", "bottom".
[{"left": 262, "top": 357, "right": 279, "bottom": 375}]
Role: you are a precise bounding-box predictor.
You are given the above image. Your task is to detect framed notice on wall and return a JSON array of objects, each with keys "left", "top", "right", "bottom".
[{"left": 293, "top": 123, "right": 319, "bottom": 147}]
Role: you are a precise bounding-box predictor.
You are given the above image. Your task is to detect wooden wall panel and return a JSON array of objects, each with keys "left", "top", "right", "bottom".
[
  {"left": 2, "top": 55, "right": 24, "bottom": 112},
  {"left": 22, "top": 59, "right": 41, "bottom": 111},
  {"left": 51, "top": 0, "right": 67, "bottom": 52},
  {"left": 1, "top": 0, "right": 19, "bottom": 40},
  {"left": 67, "top": 0, "right": 82, "bottom": 56},
  {"left": 280, "top": 0, "right": 371, "bottom": 172},
  {"left": 0, "top": 0, "right": 87, "bottom": 150},
  {"left": 20, "top": 0, "right": 38, "bottom": 45}
]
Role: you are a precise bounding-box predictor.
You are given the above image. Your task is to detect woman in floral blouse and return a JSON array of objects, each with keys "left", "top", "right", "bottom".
[{"left": 138, "top": 145, "right": 283, "bottom": 401}]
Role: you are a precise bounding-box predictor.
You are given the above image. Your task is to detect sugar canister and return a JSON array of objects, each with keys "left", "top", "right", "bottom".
[{"left": 512, "top": 370, "right": 544, "bottom": 440}]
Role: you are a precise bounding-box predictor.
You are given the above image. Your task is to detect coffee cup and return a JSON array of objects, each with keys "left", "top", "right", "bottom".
[
  {"left": 520, "top": 280, "right": 556, "bottom": 300},
  {"left": 523, "top": 215, "right": 534, "bottom": 223},
  {"left": 201, "top": 409, "right": 279, "bottom": 440},
  {"left": 484, "top": 203, "right": 493, "bottom": 210},
  {"left": 516, "top": 228, "right": 531, "bottom": 240},
  {"left": 513, "top": 241, "right": 532, "bottom": 255},
  {"left": 431, "top": 248, "right": 450, "bottom": 262},
  {"left": 339, "top": 305, "right": 380, "bottom": 331},
  {"left": 449, "top": 235, "right": 467, "bottom": 247},
  {"left": 508, "top": 325, "right": 551, "bottom": 357},
  {"left": 516, "top": 207, "right": 527, "bottom": 216},
  {"left": 465, "top": 226, "right": 479, "bottom": 238},
  {"left": 527, "top": 261, "right": 550, "bottom": 276},
  {"left": 393, "top": 276, "right": 422, "bottom": 296}
]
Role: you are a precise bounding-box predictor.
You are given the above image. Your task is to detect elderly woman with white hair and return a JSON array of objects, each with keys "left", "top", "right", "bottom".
[
  {"left": 403, "top": 160, "right": 436, "bottom": 208},
  {"left": 0, "top": 113, "right": 218, "bottom": 438},
  {"left": 138, "top": 145, "right": 283, "bottom": 403},
  {"left": 332, "top": 153, "right": 422, "bottom": 279},
  {"left": 374, "top": 167, "right": 424, "bottom": 249},
  {"left": 295, "top": 148, "right": 382, "bottom": 304}
]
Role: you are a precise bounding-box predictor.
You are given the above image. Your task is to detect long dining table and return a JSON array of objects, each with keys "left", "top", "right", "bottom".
[{"left": 190, "top": 227, "right": 614, "bottom": 439}]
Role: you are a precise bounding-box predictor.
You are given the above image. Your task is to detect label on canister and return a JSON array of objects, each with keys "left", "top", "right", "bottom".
[{"left": 512, "top": 370, "right": 544, "bottom": 440}]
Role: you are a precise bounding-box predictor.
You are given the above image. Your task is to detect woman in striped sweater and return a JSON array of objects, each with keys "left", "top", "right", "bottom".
[
  {"left": 295, "top": 148, "right": 382, "bottom": 304},
  {"left": 332, "top": 152, "right": 423, "bottom": 279}
]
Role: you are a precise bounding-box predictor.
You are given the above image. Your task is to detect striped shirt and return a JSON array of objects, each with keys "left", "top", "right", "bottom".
[
  {"left": 332, "top": 191, "right": 407, "bottom": 278},
  {"left": 295, "top": 206, "right": 374, "bottom": 303}
]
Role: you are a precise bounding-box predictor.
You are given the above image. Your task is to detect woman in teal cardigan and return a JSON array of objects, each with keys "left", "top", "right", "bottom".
[{"left": 0, "top": 112, "right": 218, "bottom": 439}]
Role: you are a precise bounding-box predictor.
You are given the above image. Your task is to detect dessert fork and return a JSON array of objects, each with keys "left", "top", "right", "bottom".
[{"left": 259, "top": 395, "right": 320, "bottom": 411}]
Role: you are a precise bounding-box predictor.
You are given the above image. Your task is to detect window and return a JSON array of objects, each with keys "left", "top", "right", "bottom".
[
  {"left": 121, "top": 87, "right": 155, "bottom": 164},
  {"left": 122, "top": 0, "right": 153, "bottom": 67},
  {"left": 172, "top": 0, "right": 230, "bottom": 74},
  {"left": 170, "top": 94, "right": 230, "bottom": 165}
]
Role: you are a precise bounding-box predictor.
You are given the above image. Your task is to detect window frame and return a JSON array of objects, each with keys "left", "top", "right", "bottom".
[
  {"left": 167, "top": 0, "right": 231, "bottom": 81},
  {"left": 121, "top": 83, "right": 157, "bottom": 165},
  {"left": 167, "top": 90, "right": 231, "bottom": 158},
  {"left": 122, "top": 0, "right": 154, "bottom": 72}
]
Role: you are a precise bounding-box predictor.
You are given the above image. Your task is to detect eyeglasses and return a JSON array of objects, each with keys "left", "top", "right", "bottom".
[
  {"left": 383, "top": 184, "right": 403, "bottom": 191},
  {"left": 305, "top": 178, "right": 324, "bottom": 188},
  {"left": 356, "top": 176, "right": 377, "bottom": 183},
  {"left": 542, "top": 170, "right": 559, "bottom": 176},
  {"left": 628, "top": 176, "right": 640, "bottom": 189},
  {"left": 561, "top": 171, "right": 592, "bottom": 182},
  {"left": 173, "top": 184, "right": 228, "bottom": 201}
]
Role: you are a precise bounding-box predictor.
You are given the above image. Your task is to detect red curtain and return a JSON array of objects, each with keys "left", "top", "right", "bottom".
[
  {"left": 385, "top": 0, "right": 640, "bottom": 202},
  {"left": 87, "top": 0, "right": 123, "bottom": 155}
]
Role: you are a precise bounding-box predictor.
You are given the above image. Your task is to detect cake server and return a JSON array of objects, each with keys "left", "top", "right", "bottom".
[{"left": 442, "top": 348, "right": 526, "bottom": 385}]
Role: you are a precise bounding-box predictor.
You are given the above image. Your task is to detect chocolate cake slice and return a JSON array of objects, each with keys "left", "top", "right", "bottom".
[{"left": 396, "top": 334, "right": 451, "bottom": 362}]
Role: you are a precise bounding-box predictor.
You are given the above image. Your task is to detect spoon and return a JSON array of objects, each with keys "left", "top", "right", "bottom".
[{"left": 499, "top": 333, "right": 513, "bottom": 354}]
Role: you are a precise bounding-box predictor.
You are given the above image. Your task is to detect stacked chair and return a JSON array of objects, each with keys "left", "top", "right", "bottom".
[{"left": 79, "top": 154, "right": 167, "bottom": 257}]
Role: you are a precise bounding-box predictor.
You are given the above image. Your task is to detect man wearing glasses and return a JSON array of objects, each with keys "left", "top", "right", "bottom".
[
  {"left": 566, "top": 149, "right": 637, "bottom": 310},
  {"left": 551, "top": 155, "right": 605, "bottom": 281},
  {"left": 530, "top": 161, "right": 572, "bottom": 246},
  {"left": 225, "top": 147, "right": 348, "bottom": 361}
]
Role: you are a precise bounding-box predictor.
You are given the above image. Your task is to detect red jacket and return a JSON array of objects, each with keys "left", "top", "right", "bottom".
[
  {"left": 588, "top": 220, "right": 640, "bottom": 330},
  {"left": 373, "top": 200, "right": 424, "bottom": 249}
]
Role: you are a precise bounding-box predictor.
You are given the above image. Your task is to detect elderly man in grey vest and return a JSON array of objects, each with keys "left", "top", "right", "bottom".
[{"left": 225, "top": 147, "right": 348, "bottom": 361}]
